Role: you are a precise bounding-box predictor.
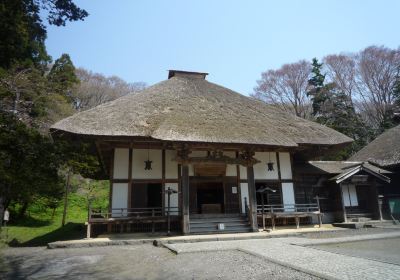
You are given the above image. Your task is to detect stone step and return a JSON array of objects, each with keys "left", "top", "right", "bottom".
[
  {"left": 190, "top": 218, "right": 248, "bottom": 224},
  {"left": 190, "top": 222, "right": 250, "bottom": 229},
  {"left": 189, "top": 215, "right": 251, "bottom": 234},
  {"left": 189, "top": 227, "right": 252, "bottom": 234}
]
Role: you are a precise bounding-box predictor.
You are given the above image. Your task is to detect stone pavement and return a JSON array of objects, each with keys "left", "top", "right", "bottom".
[
  {"left": 48, "top": 225, "right": 344, "bottom": 249},
  {"left": 164, "top": 232, "right": 400, "bottom": 280}
]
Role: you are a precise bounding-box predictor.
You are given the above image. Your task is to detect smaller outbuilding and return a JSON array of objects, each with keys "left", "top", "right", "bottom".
[
  {"left": 295, "top": 161, "right": 391, "bottom": 223},
  {"left": 350, "top": 125, "right": 400, "bottom": 220}
]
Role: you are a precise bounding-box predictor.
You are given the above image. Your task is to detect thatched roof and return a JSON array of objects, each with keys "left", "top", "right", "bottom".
[
  {"left": 350, "top": 125, "right": 400, "bottom": 168},
  {"left": 51, "top": 70, "right": 352, "bottom": 148}
]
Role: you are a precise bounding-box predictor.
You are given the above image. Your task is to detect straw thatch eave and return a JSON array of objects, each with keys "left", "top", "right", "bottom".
[
  {"left": 350, "top": 125, "right": 400, "bottom": 168},
  {"left": 51, "top": 74, "right": 353, "bottom": 148}
]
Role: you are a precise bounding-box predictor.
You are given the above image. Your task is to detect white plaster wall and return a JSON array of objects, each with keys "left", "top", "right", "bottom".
[
  {"left": 239, "top": 166, "right": 247, "bottom": 180},
  {"left": 279, "top": 152, "right": 292, "bottom": 180},
  {"left": 165, "top": 150, "right": 178, "bottom": 179},
  {"left": 240, "top": 183, "right": 249, "bottom": 214},
  {"left": 342, "top": 184, "right": 358, "bottom": 207},
  {"left": 224, "top": 151, "right": 237, "bottom": 176},
  {"left": 113, "top": 148, "right": 129, "bottom": 179},
  {"left": 164, "top": 183, "right": 179, "bottom": 216},
  {"left": 188, "top": 151, "right": 207, "bottom": 176},
  {"left": 112, "top": 183, "right": 128, "bottom": 217},
  {"left": 282, "top": 182, "right": 295, "bottom": 211},
  {"left": 132, "top": 149, "right": 162, "bottom": 179},
  {"left": 254, "top": 152, "right": 279, "bottom": 180}
]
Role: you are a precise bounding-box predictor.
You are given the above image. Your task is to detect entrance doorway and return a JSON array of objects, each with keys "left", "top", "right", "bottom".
[{"left": 196, "top": 182, "right": 224, "bottom": 214}]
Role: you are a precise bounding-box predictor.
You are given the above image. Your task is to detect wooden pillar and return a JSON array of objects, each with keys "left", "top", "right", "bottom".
[
  {"left": 182, "top": 164, "right": 190, "bottom": 234},
  {"left": 339, "top": 183, "right": 347, "bottom": 223},
  {"left": 86, "top": 222, "right": 91, "bottom": 239},
  {"left": 247, "top": 165, "right": 259, "bottom": 232}
]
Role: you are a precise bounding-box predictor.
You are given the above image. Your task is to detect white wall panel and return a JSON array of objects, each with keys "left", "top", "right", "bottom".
[
  {"left": 224, "top": 151, "right": 237, "bottom": 176},
  {"left": 164, "top": 183, "right": 179, "bottom": 215},
  {"left": 239, "top": 166, "right": 247, "bottom": 180},
  {"left": 113, "top": 148, "right": 129, "bottom": 179},
  {"left": 282, "top": 183, "right": 295, "bottom": 211},
  {"left": 165, "top": 150, "right": 178, "bottom": 179},
  {"left": 132, "top": 149, "right": 162, "bottom": 179},
  {"left": 240, "top": 183, "right": 249, "bottom": 214},
  {"left": 342, "top": 184, "right": 350, "bottom": 206},
  {"left": 342, "top": 184, "right": 358, "bottom": 207},
  {"left": 279, "top": 152, "right": 292, "bottom": 180},
  {"left": 254, "top": 152, "right": 279, "bottom": 180},
  {"left": 112, "top": 183, "right": 128, "bottom": 217}
]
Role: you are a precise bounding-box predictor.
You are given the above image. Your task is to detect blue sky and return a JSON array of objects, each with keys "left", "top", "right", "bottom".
[{"left": 46, "top": 0, "right": 399, "bottom": 95}]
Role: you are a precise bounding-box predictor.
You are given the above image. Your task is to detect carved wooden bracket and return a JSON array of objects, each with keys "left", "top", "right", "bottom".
[{"left": 173, "top": 148, "right": 260, "bottom": 167}]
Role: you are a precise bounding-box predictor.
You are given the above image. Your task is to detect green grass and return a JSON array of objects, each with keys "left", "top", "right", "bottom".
[{"left": 0, "top": 180, "right": 109, "bottom": 247}]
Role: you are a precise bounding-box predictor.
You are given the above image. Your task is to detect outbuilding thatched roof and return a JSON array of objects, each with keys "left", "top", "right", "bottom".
[
  {"left": 350, "top": 125, "right": 400, "bottom": 168},
  {"left": 51, "top": 70, "right": 352, "bottom": 148}
]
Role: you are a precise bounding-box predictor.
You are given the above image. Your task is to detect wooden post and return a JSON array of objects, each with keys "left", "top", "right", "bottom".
[
  {"left": 247, "top": 165, "right": 258, "bottom": 232},
  {"left": 182, "top": 164, "right": 190, "bottom": 234},
  {"left": 295, "top": 216, "right": 300, "bottom": 229},
  {"left": 86, "top": 222, "right": 91, "bottom": 239},
  {"left": 261, "top": 193, "right": 265, "bottom": 230},
  {"left": 152, "top": 209, "right": 155, "bottom": 234},
  {"left": 339, "top": 183, "right": 348, "bottom": 223}
]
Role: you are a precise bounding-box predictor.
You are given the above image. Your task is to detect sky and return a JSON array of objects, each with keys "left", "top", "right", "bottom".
[{"left": 46, "top": 0, "right": 400, "bottom": 95}]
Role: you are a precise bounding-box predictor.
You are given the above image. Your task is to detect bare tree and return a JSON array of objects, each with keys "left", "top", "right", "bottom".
[
  {"left": 253, "top": 60, "right": 312, "bottom": 118},
  {"left": 355, "top": 46, "right": 400, "bottom": 129},
  {"left": 324, "top": 54, "right": 357, "bottom": 105},
  {"left": 72, "top": 68, "right": 146, "bottom": 111}
]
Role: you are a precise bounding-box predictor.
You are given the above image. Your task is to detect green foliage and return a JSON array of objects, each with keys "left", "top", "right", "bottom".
[
  {"left": 0, "top": 111, "right": 64, "bottom": 208},
  {"left": 1, "top": 182, "right": 108, "bottom": 246},
  {"left": 0, "top": 0, "right": 88, "bottom": 70},
  {"left": 307, "top": 59, "right": 370, "bottom": 159},
  {"left": 307, "top": 58, "right": 326, "bottom": 116},
  {"left": 48, "top": 53, "right": 79, "bottom": 101}
]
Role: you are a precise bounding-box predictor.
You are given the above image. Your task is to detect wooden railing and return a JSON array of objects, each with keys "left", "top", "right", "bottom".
[
  {"left": 256, "top": 203, "right": 322, "bottom": 230},
  {"left": 89, "top": 207, "right": 180, "bottom": 221},
  {"left": 256, "top": 203, "right": 320, "bottom": 214}
]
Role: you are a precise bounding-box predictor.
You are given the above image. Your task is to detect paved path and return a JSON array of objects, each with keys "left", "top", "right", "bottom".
[{"left": 165, "top": 234, "right": 400, "bottom": 280}]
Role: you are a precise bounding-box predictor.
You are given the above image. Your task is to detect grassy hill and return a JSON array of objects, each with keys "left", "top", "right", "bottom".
[{"left": 0, "top": 180, "right": 109, "bottom": 247}]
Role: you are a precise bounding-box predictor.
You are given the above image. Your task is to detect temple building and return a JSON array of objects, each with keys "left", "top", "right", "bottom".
[{"left": 51, "top": 70, "right": 382, "bottom": 236}]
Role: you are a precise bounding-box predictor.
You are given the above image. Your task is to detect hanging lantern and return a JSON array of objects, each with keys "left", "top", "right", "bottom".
[
  {"left": 144, "top": 146, "right": 152, "bottom": 170},
  {"left": 267, "top": 152, "right": 274, "bottom": 171}
]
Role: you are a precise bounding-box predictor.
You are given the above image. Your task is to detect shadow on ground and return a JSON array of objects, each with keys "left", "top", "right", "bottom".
[
  {"left": 8, "top": 215, "right": 52, "bottom": 228},
  {"left": 7, "top": 223, "right": 85, "bottom": 247}
]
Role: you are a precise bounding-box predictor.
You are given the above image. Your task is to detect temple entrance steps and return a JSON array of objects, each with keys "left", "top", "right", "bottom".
[
  {"left": 346, "top": 212, "right": 374, "bottom": 223},
  {"left": 189, "top": 214, "right": 252, "bottom": 234}
]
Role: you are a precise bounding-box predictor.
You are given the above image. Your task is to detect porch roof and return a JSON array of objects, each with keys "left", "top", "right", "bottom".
[
  {"left": 329, "top": 163, "right": 391, "bottom": 184},
  {"left": 51, "top": 70, "right": 352, "bottom": 149},
  {"left": 302, "top": 161, "right": 391, "bottom": 175}
]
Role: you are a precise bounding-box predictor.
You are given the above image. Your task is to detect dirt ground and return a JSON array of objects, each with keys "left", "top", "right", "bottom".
[{"left": 0, "top": 244, "right": 319, "bottom": 280}]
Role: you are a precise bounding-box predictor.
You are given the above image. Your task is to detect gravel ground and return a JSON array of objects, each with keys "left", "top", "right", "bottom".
[
  {"left": 0, "top": 244, "right": 319, "bottom": 280},
  {"left": 311, "top": 237, "right": 400, "bottom": 265},
  {"left": 299, "top": 227, "right": 400, "bottom": 239}
]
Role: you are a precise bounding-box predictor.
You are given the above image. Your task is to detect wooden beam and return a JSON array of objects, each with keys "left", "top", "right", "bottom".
[
  {"left": 162, "top": 149, "right": 166, "bottom": 215},
  {"left": 182, "top": 164, "right": 190, "bottom": 234},
  {"left": 128, "top": 147, "right": 133, "bottom": 209},
  {"left": 109, "top": 149, "right": 115, "bottom": 213},
  {"left": 339, "top": 183, "right": 347, "bottom": 223},
  {"left": 236, "top": 151, "right": 242, "bottom": 214},
  {"left": 247, "top": 165, "right": 259, "bottom": 232}
]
